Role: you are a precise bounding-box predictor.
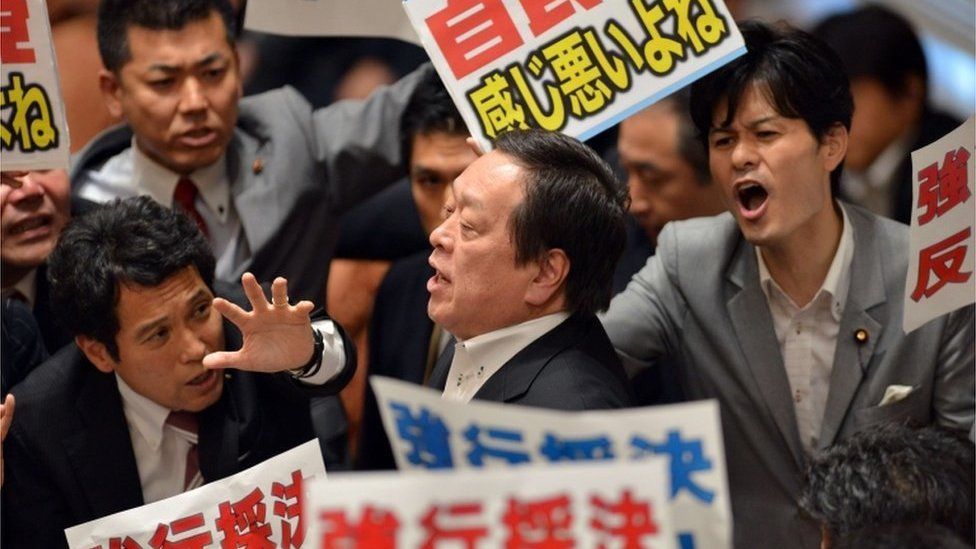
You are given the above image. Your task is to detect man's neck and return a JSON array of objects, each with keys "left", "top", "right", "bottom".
[
  {"left": 1, "top": 263, "right": 33, "bottom": 290},
  {"left": 759, "top": 201, "right": 844, "bottom": 308}
]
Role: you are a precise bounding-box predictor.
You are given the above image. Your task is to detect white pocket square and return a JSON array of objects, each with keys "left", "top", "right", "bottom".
[{"left": 879, "top": 385, "right": 915, "bottom": 406}]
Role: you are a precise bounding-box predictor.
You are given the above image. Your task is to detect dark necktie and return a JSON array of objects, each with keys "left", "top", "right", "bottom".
[
  {"left": 173, "top": 177, "right": 209, "bottom": 238},
  {"left": 165, "top": 410, "right": 200, "bottom": 491}
]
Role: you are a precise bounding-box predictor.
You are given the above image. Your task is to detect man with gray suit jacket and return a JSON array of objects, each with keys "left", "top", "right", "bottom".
[{"left": 601, "top": 21, "right": 974, "bottom": 549}]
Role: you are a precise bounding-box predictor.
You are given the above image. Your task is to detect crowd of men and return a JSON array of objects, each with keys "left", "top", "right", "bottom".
[{"left": 0, "top": 1, "right": 973, "bottom": 548}]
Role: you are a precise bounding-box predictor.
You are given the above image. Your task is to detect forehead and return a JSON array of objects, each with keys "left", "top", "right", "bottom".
[
  {"left": 411, "top": 131, "right": 476, "bottom": 164},
  {"left": 711, "top": 83, "right": 780, "bottom": 125},
  {"left": 123, "top": 11, "right": 232, "bottom": 66},
  {"left": 619, "top": 105, "right": 680, "bottom": 154},
  {"left": 454, "top": 151, "right": 524, "bottom": 203},
  {"left": 115, "top": 267, "right": 207, "bottom": 327}
]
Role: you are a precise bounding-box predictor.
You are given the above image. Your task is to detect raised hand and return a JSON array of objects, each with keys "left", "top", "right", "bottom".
[{"left": 203, "top": 273, "right": 315, "bottom": 373}]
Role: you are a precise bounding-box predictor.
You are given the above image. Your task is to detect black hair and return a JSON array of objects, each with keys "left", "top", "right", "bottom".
[
  {"left": 832, "top": 523, "right": 970, "bottom": 549},
  {"left": 800, "top": 423, "right": 975, "bottom": 544},
  {"left": 494, "top": 129, "right": 628, "bottom": 316},
  {"left": 47, "top": 196, "right": 215, "bottom": 360},
  {"left": 813, "top": 5, "right": 928, "bottom": 101},
  {"left": 97, "top": 0, "right": 237, "bottom": 73},
  {"left": 400, "top": 70, "right": 468, "bottom": 163},
  {"left": 689, "top": 20, "right": 853, "bottom": 194}
]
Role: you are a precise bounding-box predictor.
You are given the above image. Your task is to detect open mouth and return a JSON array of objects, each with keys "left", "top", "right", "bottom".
[
  {"left": 736, "top": 182, "right": 768, "bottom": 214},
  {"left": 188, "top": 370, "right": 214, "bottom": 386},
  {"left": 9, "top": 215, "right": 51, "bottom": 236}
]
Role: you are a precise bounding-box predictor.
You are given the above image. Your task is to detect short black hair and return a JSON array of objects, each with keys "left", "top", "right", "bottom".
[
  {"left": 400, "top": 70, "right": 468, "bottom": 163},
  {"left": 494, "top": 129, "right": 628, "bottom": 316},
  {"left": 833, "top": 523, "right": 970, "bottom": 549},
  {"left": 47, "top": 197, "right": 216, "bottom": 361},
  {"left": 97, "top": 0, "right": 237, "bottom": 73},
  {"left": 800, "top": 423, "right": 975, "bottom": 544},
  {"left": 689, "top": 20, "right": 853, "bottom": 194},
  {"left": 813, "top": 5, "right": 928, "bottom": 100}
]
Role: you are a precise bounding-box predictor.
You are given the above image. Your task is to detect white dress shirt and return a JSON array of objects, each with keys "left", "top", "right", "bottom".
[
  {"left": 756, "top": 204, "right": 854, "bottom": 456},
  {"left": 76, "top": 139, "right": 250, "bottom": 279},
  {"left": 116, "top": 317, "right": 344, "bottom": 502},
  {"left": 442, "top": 312, "right": 570, "bottom": 403}
]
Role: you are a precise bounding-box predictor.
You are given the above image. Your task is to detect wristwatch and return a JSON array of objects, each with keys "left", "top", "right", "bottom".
[{"left": 290, "top": 327, "right": 324, "bottom": 379}]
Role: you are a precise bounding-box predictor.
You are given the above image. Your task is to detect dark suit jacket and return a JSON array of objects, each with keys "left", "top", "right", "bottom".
[
  {"left": 427, "top": 313, "right": 634, "bottom": 410},
  {"left": 2, "top": 305, "right": 354, "bottom": 549},
  {"left": 356, "top": 251, "right": 434, "bottom": 470}
]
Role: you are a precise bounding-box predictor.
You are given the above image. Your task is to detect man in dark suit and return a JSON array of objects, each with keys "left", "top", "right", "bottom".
[
  {"left": 813, "top": 5, "right": 962, "bottom": 224},
  {"left": 424, "top": 129, "right": 633, "bottom": 409},
  {"left": 2, "top": 198, "right": 354, "bottom": 549}
]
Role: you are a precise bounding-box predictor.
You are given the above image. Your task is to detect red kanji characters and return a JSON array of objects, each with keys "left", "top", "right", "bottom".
[
  {"left": 427, "top": 0, "right": 524, "bottom": 79},
  {"left": 271, "top": 470, "right": 305, "bottom": 548},
  {"left": 420, "top": 502, "right": 489, "bottom": 549},
  {"left": 917, "top": 147, "right": 972, "bottom": 225},
  {"left": 215, "top": 488, "right": 274, "bottom": 548},
  {"left": 0, "top": 0, "right": 36, "bottom": 64},
  {"left": 148, "top": 513, "right": 213, "bottom": 549},
  {"left": 590, "top": 490, "right": 658, "bottom": 549},
  {"left": 94, "top": 538, "right": 144, "bottom": 549},
  {"left": 502, "top": 494, "right": 574, "bottom": 548},
  {"left": 319, "top": 506, "right": 400, "bottom": 549},
  {"left": 911, "top": 227, "right": 973, "bottom": 302},
  {"left": 518, "top": 0, "right": 603, "bottom": 38}
]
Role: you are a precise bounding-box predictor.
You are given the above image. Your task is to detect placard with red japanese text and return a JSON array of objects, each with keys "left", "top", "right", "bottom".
[
  {"left": 371, "top": 375, "right": 731, "bottom": 549},
  {"left": 1, "top": 0, "right": 70, "bottom": 169},
  {"left": 305, "top": 459, "right": 674, "bottom": 548},
  {"left": 403, "top": 0, "right": 746, "bottom": 151},
  {"left": 64, "top": 440, "right": 326, "bottom": 549},
  {"left": 904, "top": 116, "right": 975, "bottom": 333}
]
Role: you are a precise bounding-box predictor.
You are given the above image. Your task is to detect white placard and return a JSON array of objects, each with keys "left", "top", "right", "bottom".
[
  {"left": 371, "top": 375, "right": 732, "bottom": 549},
  {"left": 244, "top": 0, "right": 421, "bottom": 44},
  {"left": 1, "top": 0, "right": 71, "bottom": 169},
  {"left": 403, "top": 0, "right": 745, "bottom": 151},
  {"left": 305, "top": 460, "right": 674, "bottom": 547},
  {"left": 904, "top": 115, "right": 976, "bottom": 333},
  {"left": 65, "top": 440, "right": 326, "bottom": 549}
]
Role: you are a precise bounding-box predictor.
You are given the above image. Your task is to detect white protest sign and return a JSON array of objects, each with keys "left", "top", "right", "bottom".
[
  {"left": 403, "top": 0, "right": 745, "bottom": 151},
  {"left": 371, "top": 375, "right": 732, "bottom": 549},
  {"left": 904, "top": 115, "right": 976, "bottom": 333},
  {"left": 65, "top": 440, "right": 325, "bottom": 549},
  {"left": 0, "top": 0, "right": 71, "bottom": 170},
  {"left": 305, "top": 460, "right": 674, "bottom": 547},
  {"left": 244, "top": 0, "right": 421, "bottom": 44}
]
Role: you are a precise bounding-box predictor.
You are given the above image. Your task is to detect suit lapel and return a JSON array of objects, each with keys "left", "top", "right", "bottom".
[
  {"left": 818, "top": 206, "right": 885, "bottom": 450},
  {"left": 725, "top": 238, "right": 806, "bottom": 470},
  {"left": 474, "top": 315, "right": 580, "bottom": 403},
  {"left": 226, "top": 132, "right": 286, "bottom": 277},
  {"left": 64, "top": 357, "right": 144, "bottom": 518}
]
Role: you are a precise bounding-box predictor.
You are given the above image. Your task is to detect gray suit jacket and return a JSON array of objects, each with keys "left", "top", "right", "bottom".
[
  {"left": 601, "top": 203, "right": 975, "bottom": 549},
  {"left": 70, "top": 66, "right": 430, "bottom": 304}
]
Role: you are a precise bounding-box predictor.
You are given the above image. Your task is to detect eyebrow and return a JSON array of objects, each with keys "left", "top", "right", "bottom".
[
  {"left": 131, "top": 288, "right": 210, "bottom": 340},
  {"left": 147, "top": 52, "right": 227, "bottom": 73},
  {"left": 710, "top": 115, "right": 780, "bottom": 133},
  {"left": 457, "top": 187, "right": 483, "bottom": 210}
]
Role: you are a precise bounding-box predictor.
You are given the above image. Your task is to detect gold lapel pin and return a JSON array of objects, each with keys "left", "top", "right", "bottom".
[
  {"left": 854, "top": 328, "right": 869, "bottom": 345},
  {"left": 252, "top": 158, "right": 264, "bottom": 175}
]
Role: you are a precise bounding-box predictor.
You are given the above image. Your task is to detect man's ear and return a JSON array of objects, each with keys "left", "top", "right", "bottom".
[
  {"left": 525, "top": 249, "right": 569, "bottom": 307},
  {"left": 76, "top": 335, "right": 117, "bottom": 374},
  {"left": 98, "top": 69, "right": 125, "bottom": 119},
  {"left": 822, "top": 123, "right": 849, "bottom": 173}
]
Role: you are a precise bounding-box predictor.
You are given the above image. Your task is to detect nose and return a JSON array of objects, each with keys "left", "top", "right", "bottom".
[
  {"left": 178, "top": 78, "right": 208, "bottom": 113},
  {"left": 179, "top": 326, "right": 209, "bottom": 363},
  {"left": 730, "top": 139, "right": 758, "bottom": 171},
  {"left": 7, "top": 172, "right": 45, "bottom": 205},
  {"left": 627, "top": 177, "right": 650, "bottom": 217},
  {"left": 429, "top": 218, "right": 451, "bottom": 251}
]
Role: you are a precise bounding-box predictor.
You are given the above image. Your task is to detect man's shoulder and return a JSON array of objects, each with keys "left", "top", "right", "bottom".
[
  {"left": 843, "top": 201, "right": 910, "bottom": 265},
  {"left": 10, "top": 345, "right": 104, "bottom": 431},
  {"left": 658, "top": 212, "right": 741, "bottom": 255}
]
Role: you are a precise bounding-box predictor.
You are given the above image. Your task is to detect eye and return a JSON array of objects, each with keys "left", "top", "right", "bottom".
[
  {"left": 441, "top": 203, "right": 455, "bottom": 220},
  {"left": 756, "top": 130, "right": 778, "bottom": 139},
  {"left": 203, "top": 67, "right": 226, "bottom": 81},
  {"left": 148, "top": 77, "right": 175, "bottom": 90},
  {"left": 147, "top": 327, "right": 170, "bottom": 343},
  {"left": 711, "top": 135, "right": 732, "bottom": 149},
  {"left": 191, "top": 301, "right": 211, "bottom": 319}
]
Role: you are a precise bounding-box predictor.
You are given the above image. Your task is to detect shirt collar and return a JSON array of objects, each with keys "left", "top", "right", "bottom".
[
  {"left": 454, "top": 312, "right": 571, "bottom": 382},
  {"left": 131, "top": 138, "right": 231, "bottom": 223},
  {"left": 864, "top": 131, "right": 915, "bottom": 190},
  {"left": 1, "top": 268, "right": 37, "bottom": 308},
  {"left": 116, "top": 374, "right": 171, "bottom": 452},
  {"left": 756, "top": 202, "right": 855, "bottom": 321}
]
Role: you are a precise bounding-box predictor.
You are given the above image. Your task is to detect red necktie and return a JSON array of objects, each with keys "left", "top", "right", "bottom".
[
  {"left": 173, "top": 177, "right": 209, "bottom": 238},
  {"left": 166, "top": 410, "right": 200, "bottom": 491}
]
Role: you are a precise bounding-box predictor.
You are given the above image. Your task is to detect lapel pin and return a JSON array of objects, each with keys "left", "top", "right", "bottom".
[
  {"left": 252, "top": 158, "right": 264, "bottom": 175},
  {"left": 854, "top": 329, "right": 869, "bottom": 345}
]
